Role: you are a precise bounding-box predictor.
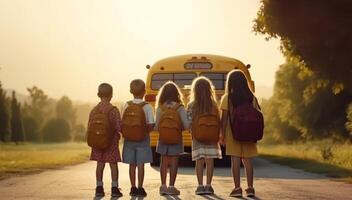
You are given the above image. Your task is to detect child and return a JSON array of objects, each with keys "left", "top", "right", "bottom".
[
  {"left": 88, "top": 83, "right": 122, "bottom": 198},
  {"left": 220, "top": 70, "right": 260, "bottom": 198},
  {"left": 155, "top": 81, "right": 189, "bottom": 196},
  {"left": 187, "top": 77, "right": 222, "bottom": 195},
  {"left": 121, "top": 79, "right": 154, "bottom": 197}
]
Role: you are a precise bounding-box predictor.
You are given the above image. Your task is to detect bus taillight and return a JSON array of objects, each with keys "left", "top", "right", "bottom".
[{"left": 145, "top": 94, "right": 156, "bottom": 102}]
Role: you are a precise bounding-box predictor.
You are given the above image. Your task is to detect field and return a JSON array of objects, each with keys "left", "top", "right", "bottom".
[
  {"left": 258, "top": 140, "right": 352, "bottom": 182},
  {"left": 0, "top": 142, "right": 90, "bottom": 180}
]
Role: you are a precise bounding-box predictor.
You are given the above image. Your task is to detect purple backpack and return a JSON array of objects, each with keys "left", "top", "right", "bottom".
[{"left": 230, "top": 101, "right": 264, "bottom": 142}]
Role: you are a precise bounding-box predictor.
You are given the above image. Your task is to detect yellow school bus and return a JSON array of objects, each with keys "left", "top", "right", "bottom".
[{"left": 145, "top": 54, "right": 254, "bottom": 166}]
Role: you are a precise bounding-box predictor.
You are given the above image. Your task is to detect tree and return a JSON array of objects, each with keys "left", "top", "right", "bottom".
[
  {"left": 346, "top": 103, "right": 352, "bottom": 135},
  {"left": 0, "top": 82, "right": 10, "bottom": 142},
  {"left": 22, "top": 86, "right": 57, "bottom": 141},
  {"left": 42, "top": 118, "right": 71, "bottom": 142},
  {"left": 10, "top": 91, "right": 25, "bottom": 143},
  {"left": 254, "top": 0, "right": 352, "bottom": 94},
  {"left": 72, "top": 124, "right": 86, "bottom": 142},
  {"left": 23, "top": 116, "right": 39, "bottom": 142},
  {"left": 56, "top": 96, "right": 76, "bottom": 127}
]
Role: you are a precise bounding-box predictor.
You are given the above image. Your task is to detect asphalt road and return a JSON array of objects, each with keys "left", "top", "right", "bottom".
[{"left": 0, "top": 158, "right": 351, "bottom": 200}]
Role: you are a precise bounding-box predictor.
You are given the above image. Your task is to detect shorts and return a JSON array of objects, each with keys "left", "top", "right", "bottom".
[{"left": 122, "top": 139, "right": 153, "bottom": 164}]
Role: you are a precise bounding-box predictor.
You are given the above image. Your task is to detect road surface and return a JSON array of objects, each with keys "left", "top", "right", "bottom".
[{"left": 0, "top": 158, "right": 351, "bottom": 200}]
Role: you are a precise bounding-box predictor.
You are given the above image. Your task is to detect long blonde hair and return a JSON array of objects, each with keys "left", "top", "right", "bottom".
[
  {"left": 188, "top": 77, "right": 217, "bottom": 116},
  {"left": 155, "top": 81, "right": 184, "bottom": 109}
]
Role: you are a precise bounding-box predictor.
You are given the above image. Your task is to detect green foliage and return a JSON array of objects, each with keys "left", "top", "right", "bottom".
[
  {"left": 23, "top": 86, "right": 51, "bottom": 129},
  {"left": 42, "top": 118, "right": 71, "bottom": 142},
  {"left": 22, "top": 116, "right": 39, "bottom": 142},
  {"left": 72, "top": 124, "right": 86, "bottom": 142},
  {"left": 56, "top": 96, "right": 76, "bottom": 127},
  {"left": 0, "top": 82, "right": 10, "bottom": 142},
  {"left": 10, "top": 91, "right": 24, "bottom": 143},
  {"left": 254, "top": 0, "right": 352, "bottom": 94},
  {"left": 346, "top": 103, "right": 352, "bottom": 135},
  {"left": 255, "top": 0, "right": 352, "bottom": 141}
]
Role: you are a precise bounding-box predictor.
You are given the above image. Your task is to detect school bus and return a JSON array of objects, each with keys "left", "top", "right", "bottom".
[{"left": 145, "top": 54, "right": 255, "bottom": 166}]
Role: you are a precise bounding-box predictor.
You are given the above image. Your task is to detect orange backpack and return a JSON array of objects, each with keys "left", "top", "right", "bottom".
[
  {"left": 191, "top": 105, "right": 220, "bottom": 144},
  {"left": 87, "top": 106, "right": 115, "bottom": 150},
  {"left": 121, "top": 101, "right": 147, "bottom": 142},
  {"left": 158, "top": 104, "right": 183, "bottom": 145}
]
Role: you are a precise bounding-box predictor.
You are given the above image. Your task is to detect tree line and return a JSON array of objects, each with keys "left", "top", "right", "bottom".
[
  {"left": 0, "top": 82, "right": 86, "bottom": 143},
  {"left": 254, "top": 0, "right": 352, "bottom": 142}
]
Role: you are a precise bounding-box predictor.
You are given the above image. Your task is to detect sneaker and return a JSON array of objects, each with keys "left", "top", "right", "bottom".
[
  {"left": 167, "top": 186, "right": 180, "bottom": 195},
  {"left": 111, "top": 187, "right": 123, "bottom": 198},
  {"left": 229, "top": 187, "right": 242, "bottom": 198},
  {"left": 95, "top": 186, "right": 105, "bottom": 197},
  {"left": 195, "top": 185, "right": 206, "bottom": 195},
  {"left": 245, "top": 187, "right": 255, "bottom": 197},
  {"left": 159, "top": 185, "right": 168, "bottom": 195},
  {"left": 204, "top": 185, "right": 214, "bottom": 195},
  {"left": 136, "top": 187, "right": 147, "bottom": 197},
  {"left": 129, "top": 186, "right": 138, "bottom": 196}
]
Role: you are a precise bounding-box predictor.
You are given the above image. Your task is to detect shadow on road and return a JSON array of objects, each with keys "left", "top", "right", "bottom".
[{"left": 151, "top": 157, "right": 328, "bottom": 180}]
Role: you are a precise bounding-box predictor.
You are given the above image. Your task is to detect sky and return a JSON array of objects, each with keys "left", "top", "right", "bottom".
[{"left": 0, "top": 0, "right": 285, "bottom": 102}]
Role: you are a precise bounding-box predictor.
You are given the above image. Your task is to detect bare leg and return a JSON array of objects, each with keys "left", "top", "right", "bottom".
[
  {"left": 96, "top": 162, "right": 105, "bottom": 182},
  {"left": 231, "top": 156, "right": 241, "bottom": 188},
  {"left": 242, "top": 158, "right": 254, "bottom": 188},
  {"left": 195, "top": 159, "right": 204, "bottom": 185},
  {"left": 109, "top": 163, "right": 118, "bottom": 182},
  {"left": 169, "top": 156, "right": 179, "bottom": 186},
  {"left": 160, "top": 155, "right": 168, "bottom": 185},
  {"left": 137, "top": 164, "right": 145, "bottom": 188},
  {"left": 129, "top": 164, "right": 137, "bottom": 187},
  {"left": 205, "top": 158, "right": 214, "bottom": 185}
]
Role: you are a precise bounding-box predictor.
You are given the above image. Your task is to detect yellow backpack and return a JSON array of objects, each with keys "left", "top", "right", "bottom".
[
  {"left": 191, "top": 105, "right": 220, "bottom": 144},
  {"left": 87, "top": 106, "right": 115, "bottom": 150},
  {"left": 158, "top": 103, "right": 183, "bottom": 145},
  {"left": 121, "top": 101, "right": 147, "bottom": 142}
]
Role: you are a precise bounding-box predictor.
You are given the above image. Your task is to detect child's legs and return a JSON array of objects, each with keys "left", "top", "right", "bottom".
[
  {"left": 195, "top": 159, "right": 205, "bottom": 185},
  {"left": 169, "top": 155, "right": 179, "bottom": 186},
  {"left": 205, "top": 158, "right": 214, "bottom": 185},
  {"left": 160, "top": 155, "right": 169, "bottom": 185},
  {"left": 96, "top": 162, "right": 105, "bottom": 182},
  {"left": 242, "top": 158, "right": 253, "bottom": 188},
  {"left": 129, "top": 164, "right": 137, "bottom": 187},
  {"left": 137, "top": 164, "right": 145, "bottom": 188},
  {"left": 231, "top": 156, "right": 241, "bottom": 188},
  {"left": 109, "top": 163, "right": 118, "bottom": 182}
]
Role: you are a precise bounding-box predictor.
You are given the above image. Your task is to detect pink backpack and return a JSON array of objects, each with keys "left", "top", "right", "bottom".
[{"left": 230, "top": 99, "right": 264, "bottom": 142}]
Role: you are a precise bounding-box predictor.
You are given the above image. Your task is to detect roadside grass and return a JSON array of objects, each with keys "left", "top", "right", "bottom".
[
  {"left": 0, "top": 142, "right": 90, "bottom": 180},
  {"left": 258, "top": 140, "right": 352, "bottom": 183}
]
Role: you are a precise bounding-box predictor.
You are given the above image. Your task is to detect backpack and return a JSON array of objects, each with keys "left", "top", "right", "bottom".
[
  {"left": 192, "top": 105, "right": 220, "bottom": 144},
  {"left": 158, "top": 103, "right": 183, "bottom": 145},
  {"left": 121, "top": 101, "right": 148, "bottom": 142},
  {"left": 87, "top": 106, "right": 115, "bottom": 150},
  {"left": 230, "top": 98, "right": 264, "bottom": 142}
]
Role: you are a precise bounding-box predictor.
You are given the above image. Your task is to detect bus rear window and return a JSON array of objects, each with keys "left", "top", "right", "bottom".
[
  {"left": 200, "top": 72, "right": 227, "bottom": 90},
  {"left": 151, "top": 73, "right": 197, "bottom": 90}
]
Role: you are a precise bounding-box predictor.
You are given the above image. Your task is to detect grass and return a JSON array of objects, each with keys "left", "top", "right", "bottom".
[
  {"left": 0, "top": 142, "right": 90, "bottom": 180},
  {"left": 258, "top": 140, "right": 352, "bottom": 183}
]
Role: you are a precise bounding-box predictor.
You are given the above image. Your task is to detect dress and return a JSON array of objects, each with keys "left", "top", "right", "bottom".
[
  {"left": 220, "top": 94, "right": 258, "bottom": 158},
  {"left": 89, "top": 101, "right": 122, "bottom": 163}
]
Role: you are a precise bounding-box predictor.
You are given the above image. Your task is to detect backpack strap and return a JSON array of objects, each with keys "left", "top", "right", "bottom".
[{"left": 171, "top": 103, "right": 182, "bottom": 111}]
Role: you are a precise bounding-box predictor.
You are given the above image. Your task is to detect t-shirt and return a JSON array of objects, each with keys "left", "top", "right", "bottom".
[{"left": 122, "top": 98, "right": 155, "bottom": 124}]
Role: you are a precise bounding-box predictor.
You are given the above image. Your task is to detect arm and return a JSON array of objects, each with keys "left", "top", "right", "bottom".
[
  {"left": 110, "top": 107, "right": 122, "bottom": 140},
  {"left": 220, "top": 109, "right": 227, "bottom": 145},
  {"left": 179, "top": 106, "right": 190, "bottom": 130},
  {"left": 154, "top": 107, "right": 161, "bottom": 131},
  {"left": 144, "top": 104, "right": 155, "bottom": 133}
]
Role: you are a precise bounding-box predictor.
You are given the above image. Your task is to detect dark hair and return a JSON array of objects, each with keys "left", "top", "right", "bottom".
[
  {"left": 156, "top": 81, "right": 183, "bottom": 106},
  {"left": 226, "top": 70, "right": 253, "bottom": 108},
  {"left": 98, "top": 83, "right": 113, "bottom": 98},
  {"left": 130, "top": 79, "right": 145, "bottom": 96}
]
